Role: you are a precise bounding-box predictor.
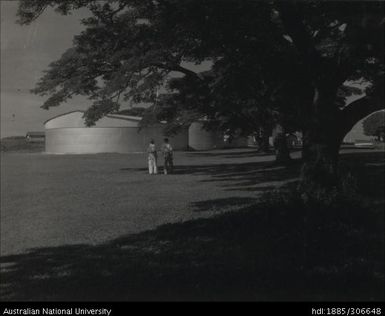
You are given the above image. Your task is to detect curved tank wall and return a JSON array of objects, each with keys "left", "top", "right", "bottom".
[
  {"left": 188, "top": 122, "right": 222, "bottom": 150},
  {"left": 223, "top": 136, "right": 249, "bottom": 148},
  {"left": 342, "top": 110, "right": 385, "bottom": 143},
  {"left": 46, "top": 127, "right": 188, "bottom": 154},
  {"left": 44, "top": 111, "right": 141, "bottom": 129},
  {"left": 188, "top": 122, "right": 249, "bottom": 150}
]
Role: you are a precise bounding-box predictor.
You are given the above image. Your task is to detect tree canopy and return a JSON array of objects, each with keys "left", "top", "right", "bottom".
[
  {"left": 17, "top": 0, "right": 384, "bottom": 184},
  {"left": 18, "top": 1, "right": 383, "bottom": 127}
]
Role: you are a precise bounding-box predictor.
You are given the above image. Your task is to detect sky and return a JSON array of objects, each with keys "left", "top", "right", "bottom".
[
  {"left": 0, "top": 1, "right": 210, "bottom": 138},
  {"left": 1, "top": 0, "right": 91, "bottom": 137}
]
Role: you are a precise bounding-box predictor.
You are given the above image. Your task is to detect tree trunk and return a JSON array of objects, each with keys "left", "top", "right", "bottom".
[
  {"left": 297, "top": 77, "right": 346, "bottom": 191},
  {"left": 299, "top": 126, "right": 346, "bottom": 270},
  {"left": 261, "top": 134, "right": 270, "bottom": 152},
  {"left": 273, "top": 124, "right": 291, "bottom": 164},
  {"left": 256, "top": 127, "right": 271, "bottom": 153},
  {"left": 300, "top": 125, "right": 343, "bottom": 192}
]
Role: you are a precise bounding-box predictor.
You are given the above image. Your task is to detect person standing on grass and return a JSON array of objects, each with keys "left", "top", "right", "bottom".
[
  {"left": 161, "top": 138, "right": 173, "bottom": 174},
  {"left": 147, "top": 139, "right": 158, "bottom": 174}
]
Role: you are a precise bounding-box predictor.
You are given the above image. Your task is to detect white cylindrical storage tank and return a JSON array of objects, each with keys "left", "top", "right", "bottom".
[
  {"left": 44, "top": 111, "right": 188, "bottom": 154},
  {"left": 46, "top": 127, "right": 146, "bottom": 154},
  {"left": 343, "top": 110, "right": 385, "bottom": 144},
  {"left": 188, "top": 122, "right": 222, "bottom": 150},
  {"left": 143, "top": 125, "right": 189, "bottom": 151}
]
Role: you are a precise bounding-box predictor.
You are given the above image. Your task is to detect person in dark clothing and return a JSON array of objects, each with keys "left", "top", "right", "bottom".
[{"left": 161, "top": 138, "right": 173, "bottom": 174}]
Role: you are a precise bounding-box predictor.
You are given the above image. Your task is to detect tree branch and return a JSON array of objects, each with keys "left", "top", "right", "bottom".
[
  {"left": 276, "top": 1, "right": 320, "bottom": 68},
  {"left": 17, "top": 2, "right": 49, "bottom": 25},
  {"left": 150, "top": 63, "right": 203, "bottom": 80}
]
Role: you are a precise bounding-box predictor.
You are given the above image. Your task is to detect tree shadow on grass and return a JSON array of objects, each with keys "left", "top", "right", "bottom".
[
  {"left": 0, "top": 207, "right": 305, "bottom": 301},
  {"left": 121, "top": 159, "right": 302, "bottom": 193},
  {"left": 340, "top": 151, "right": 385, "bottom": 199},
  {"left": 186, "top": 149, "right": 302, "bottom": 159},
  {"left": 1, "top": 151, "right": 383, "bottom": 301},
  {"left": 199, "top": 163, "right": 301, "bottom": 192},
  {"left": 191, "top": 197, "right": 261, "bottom": 212},
  {"left": 186, "top": 149, "right": 273, "bottom": 159},
  {"left": 1, "top": 201, "right": 383, "bottom": 301}
]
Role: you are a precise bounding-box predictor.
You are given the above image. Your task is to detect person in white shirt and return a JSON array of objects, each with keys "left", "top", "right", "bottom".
[{"left": 147, "top": 139, "right": 158, "bottom": 174}]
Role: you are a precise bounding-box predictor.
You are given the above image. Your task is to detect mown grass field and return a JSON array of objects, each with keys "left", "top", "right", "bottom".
[{"left": 0, "top": 148, "right": 383, "bottom": 301}]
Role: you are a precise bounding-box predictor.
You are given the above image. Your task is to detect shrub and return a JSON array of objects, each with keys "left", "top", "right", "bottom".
[{"left": 258, "top": 172, "right": 374, "bottom": 271}]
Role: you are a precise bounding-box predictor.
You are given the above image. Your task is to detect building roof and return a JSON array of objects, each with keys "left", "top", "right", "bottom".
[
  {"left": 43, "top": 111, "right": 83, "bottom": 125},
  {"left": 44, "top": 111, "right": 142, "bottom": 125},
  {"left": 106, "top": 114, "right": 142, "bottom": 121}
]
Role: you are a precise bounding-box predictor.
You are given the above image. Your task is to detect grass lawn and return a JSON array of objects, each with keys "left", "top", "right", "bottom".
[{"left": 0, "top": 148, "right": 383, "bottom": 301}]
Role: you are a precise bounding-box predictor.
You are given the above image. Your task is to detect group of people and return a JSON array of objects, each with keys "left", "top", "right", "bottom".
[{"left": 147, "top": 138, "right": 174, "bottom": 175}]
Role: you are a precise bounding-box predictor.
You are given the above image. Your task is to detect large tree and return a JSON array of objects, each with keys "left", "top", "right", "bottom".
[{"left": 17, "top": 0, "right": 384, "bottom": 188}]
